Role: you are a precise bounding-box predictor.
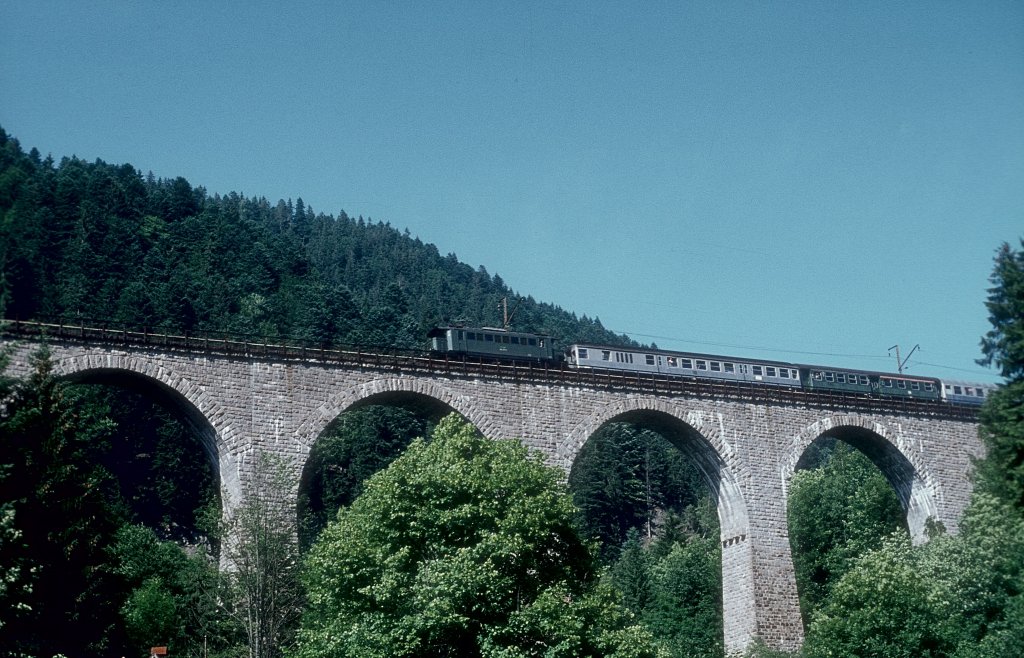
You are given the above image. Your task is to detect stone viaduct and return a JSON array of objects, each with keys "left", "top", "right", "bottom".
[{"left": 1, "top": 323, "right": 984, "bottom": 654}]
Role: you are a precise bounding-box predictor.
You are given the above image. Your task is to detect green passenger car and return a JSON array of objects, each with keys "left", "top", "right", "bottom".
[{"left": 429, "top": 326, "right": 556, "bottom": 361}]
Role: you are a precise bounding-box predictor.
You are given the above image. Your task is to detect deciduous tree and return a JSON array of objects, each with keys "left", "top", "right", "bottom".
[{"left": 294, "top": 415, "right": 660, "bottom": 658}]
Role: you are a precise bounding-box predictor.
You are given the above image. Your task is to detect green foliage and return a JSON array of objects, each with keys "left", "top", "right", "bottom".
[
  {"left": 975, "top": 241, "right": 1024, "bottom": 512},
  {"left": 0, "top": 350, "right": 226, "bottom": 657},
  {"left": 298, "top": 405, "right": 429, "bottom": 549},
  {"left": 787, "top": 439, "right": 906, "bottom": 624},
  {"left": 294, "top": 415, "right": 659, "bottom": 658},
  {"left": 803, "top": 534, "right": 953, "bottom": 658},
  {"left": 799, "top": 238, "right": 1024, "bottom": 657},
  {"left": 643, "top": 537, "right": 723, "bottom": 658},
  {"left": 0, "top": 349, "right": 127, "bottom": 656},
  {"left": 569, "top": 424, "right": 709, "bottom": 560},
  {"left": 223, "top": 453, "right": 304, "bottom": 658},
  {"left": 108, "top": 523, "right": 243, "bottom": 657},
  {"left": 980, "top": 240, "right": 1024, "bottom": 382},
  {"left": 572, "top": 423, "right": 723, "bottom": 658}
]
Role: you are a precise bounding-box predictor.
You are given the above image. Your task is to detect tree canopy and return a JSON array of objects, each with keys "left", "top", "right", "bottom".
[{"left": 294, "top": 415, "right": 661, "bottom": 658}]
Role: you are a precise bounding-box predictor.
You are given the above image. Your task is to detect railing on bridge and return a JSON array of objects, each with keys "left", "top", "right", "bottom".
[{"left": 1, "top": 319, "right": 980, "bottom": 421}]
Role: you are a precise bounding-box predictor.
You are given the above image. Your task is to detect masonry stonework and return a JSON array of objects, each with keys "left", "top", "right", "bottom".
[{"left": 2, "top": 339, "right": 983, "bottom": 654}]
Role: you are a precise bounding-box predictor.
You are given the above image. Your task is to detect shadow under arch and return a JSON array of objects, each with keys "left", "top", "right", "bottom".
[
  {"left": 560, "top": 402, "right": 750, "bottom": 541},
  {"left": 51, "top": 354, "right": 228, "bottom": 460},
  {"left": 784, "top": 416, "right": 939, "bottom": 545},
  {"left": 294, "top": 378, "right": 498, "bottom": 544},
  {"left": 49, "top": 361, "right": 228, "bottom": 529},
  {"left": 561, "top": 400, "right": 757, "bottom": 653}
]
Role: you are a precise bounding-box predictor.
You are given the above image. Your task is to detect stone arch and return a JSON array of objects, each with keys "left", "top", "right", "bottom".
[
  {"left": 559, "top": 397, "right": 756, "bottom": 653},
  {"left": 783, "top": 414, "right": 939, "bottom": 544},
  {"left": 49, "top": 351, "right": 237, "bottom": 505},
  {"left": 560, "top": 396, "right": 748, "bottom": 542},
  {"left": 295, "top": 376, "right": 498, "bottom": 455}
]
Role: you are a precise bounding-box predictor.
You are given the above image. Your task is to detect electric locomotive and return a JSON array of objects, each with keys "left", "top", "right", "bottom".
[{"left": 428, "top": 325, "right": 556, "bottom": 361}]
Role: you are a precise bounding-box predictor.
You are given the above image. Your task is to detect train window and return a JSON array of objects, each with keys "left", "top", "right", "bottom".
[
  {"left": 739, "top": 364, "right": 748, "bottom": 374},
  {"left": 528, "top": 338, "right": 537, "bottom": 346},
  {"left": 778, "top": 368, "right": 788, "bottom": 378},
  {"left": 752, "top": 365, "right": 763, "bottom": 376},
  {"left": 897, "top": 380, "right": 907, "bottom": 389},
  {"left": 711, "top": 361, "right": 721, "bottom": 371},
  {"left": 859, "top": 375, "right": 869, "bottom": 385},
  {"left": 881, "top": 378, "right": 892, "bottom": 387},
  {"left": 813, "top": 371, "right": 823, "bottom": 381},
  {"left": 696, "top": 360, "right": 708, "bottom": 370},
  {"left": 511, "top": 337, "right": 519, "bottom": 345},
  {"left": 976, "top": 389, "right": 985, "bottom": 397},
  {"left": 645, "top": 355, "right": 656, "bottom": 366},
  {"left": 824, "top": 372, "right": 834, "bottom": 382},
  {"left": 681, "top": 358, "right": 693, "bottom": 369},
  {"left": 457, "top": 330, "right": 464, "bottom": 340},
  {"left": 924, "top": 382, "right": 934, "bottom": 392},
  {"left": 484, "top": 334, "right": 494, "bottom": 342},
  {"left": 836, "top": 373, "right": 846, "bottom": 383},
  {"left": 724, "top": 363, "right": 735, "bottom": 373},
  {"left": 667, "top": 356, "right": 677, "bottom": 367},
  {"left": 766, "top": 366, "right": 777, "bottom": 377},
  {"left": 467, "top": 332, "right": 476, "bottom": 341},
  {"left": 578, "top": 348, "right": 589, "bottom": 359},
  {"left": 911, "top": 381, "right": 920, "bottom": 390},
  {"left": 954, "top": 385, "right": 963, "bottom": 394},
  {"left": 602, "top": 350, "right": 611, "bottom": 361},
  {"left": 539, "top": 339, "right": 545, "bottom": 347}
]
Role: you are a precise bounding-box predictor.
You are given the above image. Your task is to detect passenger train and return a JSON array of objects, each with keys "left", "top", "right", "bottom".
[{"left": 429, "top": 326, "right": 996, "bottom": 406}]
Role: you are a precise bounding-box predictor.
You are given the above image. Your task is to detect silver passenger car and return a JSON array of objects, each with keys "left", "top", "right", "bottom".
[{"left": 565, "top": 344, "right": 802, "bottom": 387}]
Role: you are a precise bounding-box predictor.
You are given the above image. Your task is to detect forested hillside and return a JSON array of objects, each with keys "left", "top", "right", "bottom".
[
  {"left": 0, "top": 126, "right": 628, "bottom": 350},
  {"left": 3, "top": 126, "right": 1022, "bottom": 658}
]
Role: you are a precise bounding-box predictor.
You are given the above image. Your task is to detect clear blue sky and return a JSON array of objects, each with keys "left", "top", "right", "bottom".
[{"left": 2, "top": 1, "right": 1021, "bottom": 382}]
